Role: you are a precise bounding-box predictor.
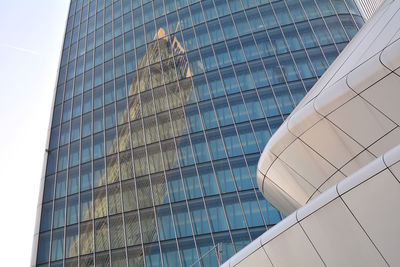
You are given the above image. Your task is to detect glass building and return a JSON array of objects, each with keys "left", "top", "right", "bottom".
[{"left": 32, "top": 0, "right": 366, "bottom": 266}]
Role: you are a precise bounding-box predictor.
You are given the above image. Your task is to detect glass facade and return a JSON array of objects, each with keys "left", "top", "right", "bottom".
[{"left": 34, "top": 0, "right": 364, "bottom": 266}]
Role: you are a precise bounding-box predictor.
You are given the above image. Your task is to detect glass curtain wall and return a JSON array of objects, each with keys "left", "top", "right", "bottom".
[{"left": 34, "top": 0, "right": 364, "bottom": 266}]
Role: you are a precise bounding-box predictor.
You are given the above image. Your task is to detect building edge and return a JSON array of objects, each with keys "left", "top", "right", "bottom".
[{"left": 30, "top": 2, "right": 72, "bottom": 266}]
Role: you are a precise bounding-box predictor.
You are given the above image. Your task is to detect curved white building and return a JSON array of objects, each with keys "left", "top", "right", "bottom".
[{"left": 223, "top": 0, "right": 400, "bottom": 266}]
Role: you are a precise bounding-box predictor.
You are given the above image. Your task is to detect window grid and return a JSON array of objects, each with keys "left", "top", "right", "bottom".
[{"left": 35, "top": 0, "right": 365, "bottom": 266}]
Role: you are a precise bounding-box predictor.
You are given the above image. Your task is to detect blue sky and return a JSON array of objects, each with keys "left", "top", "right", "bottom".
[{"left": 0, "top": 1, "right": 69, "bottom": 265}]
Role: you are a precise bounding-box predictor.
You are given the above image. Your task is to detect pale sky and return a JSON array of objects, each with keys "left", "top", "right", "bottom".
[{"left": 0, "top": 1, "right": 70, "bottom": 265}]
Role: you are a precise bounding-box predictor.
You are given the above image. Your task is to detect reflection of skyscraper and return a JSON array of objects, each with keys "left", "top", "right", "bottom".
[
  {"left": 356, "top": 0, "right": 383, "bottom": 19},
  {"left": 32, "top": 1, "right": 373, "bottom": 266}
]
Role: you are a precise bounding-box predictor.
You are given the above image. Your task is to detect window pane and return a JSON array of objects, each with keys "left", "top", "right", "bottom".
[
  {"left": 172, "top": 202, "right": 193, "bottom": 238},
  {"left": 206, "top": 197, "right": 228, "bottom": 232},
  {"left": 55, "top": 171, "right": 67, "bottom": 198},
  {"left": 65, "top": 225, "right": 79, "bottom": 258},
  {"left": 95, "top": 218, "right": 109, "bottom": 252},
  {"left": 53, "top": 198, "right": 65, "bottom": 228},
  {"left": 51, "top": 229, "right": 64, "bottom": 261},
  {"left": 122, "top": 179, "right": 137, "bottom": 212},
  {"left": 94, "top": 187, "right": 107, "bottom": 219},
  {"left": 107, "top": 155, "right": 119, "bottom": 183},
  {"left": 80, "top": 222, "right": 94, "bottom": 255},
  {"left": 166, "top": 170, "right": 186, "bottom": 202},
  {"left": 189, "top": 199, "right": 210, "bottom": 235},
  {"left": 125, "top": 212, "right": 141, "bottom": 246},
  {"left": 37, "top": 232, "right": 51, "bottom": 264},
  {"left": 80, "top": 191, "right": 93, "bottom": 222},
  {"left": 40, "top": 202, "right": 53, "bottom": 232},
  {"left": 222, "top": 194, "right": 245, "bottom": 229},
  {"left": 68, "top": 167, "right": 79, "bottom": 195},
  {"left": 140, "top": 209, "right": 158, "bottom": 243},
  {"left": 109, "top": 214, "right": 125, "bottom": 249},
  {"left": 108, "top": 183, "right": 122, "bottom": 215},
  {"left": 67, "top": 195, "right": 79, "bottom": 225},
  {"left": 156, "top": 206, "right": 175, "bottom": 241},
  {"left": 214, "top": 160, "right": 235, "bottom": 193}
]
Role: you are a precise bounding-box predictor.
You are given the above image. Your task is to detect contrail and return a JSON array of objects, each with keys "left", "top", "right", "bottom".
[{"left": 0, "top": 44, "right": 40, "bottom": 55}]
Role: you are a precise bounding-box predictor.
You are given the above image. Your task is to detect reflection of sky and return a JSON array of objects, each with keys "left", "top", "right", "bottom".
[{"left": 0, "top": 1, "right": 69, "bottom": 265}]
